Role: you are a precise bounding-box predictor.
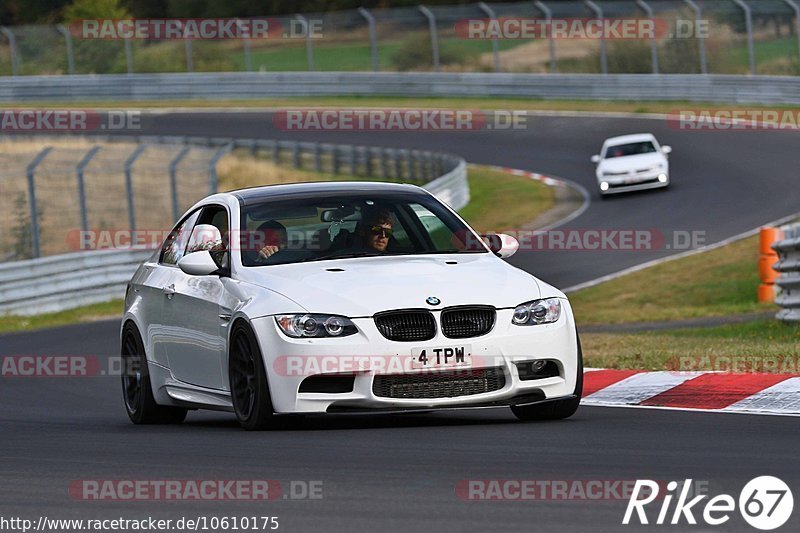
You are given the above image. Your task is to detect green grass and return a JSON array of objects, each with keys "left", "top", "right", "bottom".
[
  {"left": 569, "top": 235, "right": 778, "bottom": 326},
  {"left": 0, "top": 299, "right": 124, "bottom": 334},
  {"left": 232, "top": 38, "right": 522, "bottom": 72},
  {"left": 582, "top": 320, "right": 800, "bottom": 371},
  {"left": 460, "top": 164, "right": 554, "bottom": 233}
]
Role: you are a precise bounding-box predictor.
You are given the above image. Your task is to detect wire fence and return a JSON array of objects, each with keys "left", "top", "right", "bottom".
[
  {"left": 0, "top": 1, "right": 798, "bottom": 77},
  {"left": 0, "top": 135, "right": 461, "bottom": 262}
]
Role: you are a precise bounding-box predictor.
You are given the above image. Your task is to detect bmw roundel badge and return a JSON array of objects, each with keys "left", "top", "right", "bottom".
[{"left": 426, "top": 296, "right": 441, "bottom": 306}]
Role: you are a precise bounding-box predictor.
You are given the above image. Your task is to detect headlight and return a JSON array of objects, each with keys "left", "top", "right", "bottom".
[
  {"left": 512, "top": 298, "right": 562, "bottom": 326},
  {"left": 275, "top": 314, "right": 358, "bottom": 338},
  {"left": 600, "top": 181, "right": 610, "bottom": 191}
]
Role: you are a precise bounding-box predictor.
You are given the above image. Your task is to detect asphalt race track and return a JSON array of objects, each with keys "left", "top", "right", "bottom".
[{"left": 1, "top": 112, "right": 798, "bottom": 532}]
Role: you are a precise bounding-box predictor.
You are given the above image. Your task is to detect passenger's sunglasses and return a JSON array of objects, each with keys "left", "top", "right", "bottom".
[{"left": 369, "top": 226, "right": 393, "bottom": 238}]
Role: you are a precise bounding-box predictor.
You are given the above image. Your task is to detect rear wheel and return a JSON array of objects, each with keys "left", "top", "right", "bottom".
[
  {"left": 229, "top": 321, "right": 277, "bottom": 430},
  {"left": 121, "top": 324, "right": 187, "bottom": 424},
  {"left": 511, "top": 334, "right": 583, "bottom": 421}
]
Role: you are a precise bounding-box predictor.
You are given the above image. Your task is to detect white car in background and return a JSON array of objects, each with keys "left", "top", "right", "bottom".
[
  {"left": 592, "top": 133, "right": 672, "bottom": 196},
  {"left": 120, "top": 182, "right": 583, "bottom": 430}
]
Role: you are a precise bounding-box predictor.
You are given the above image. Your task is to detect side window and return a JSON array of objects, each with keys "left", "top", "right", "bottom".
[{"left": 160, "top": 210, "right": 201, "bottom": 265}]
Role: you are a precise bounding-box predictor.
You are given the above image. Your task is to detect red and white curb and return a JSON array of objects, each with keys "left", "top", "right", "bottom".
[
  {"left": 485, "top": 165, "right": 565, "bottom": 187},
  {"left": 581, "top": 369, "right": 800, "bottom": 416}
]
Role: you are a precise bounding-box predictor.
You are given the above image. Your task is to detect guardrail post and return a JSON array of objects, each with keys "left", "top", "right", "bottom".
[
  {"left": 236, "top": 19, "right": 253, "bottom": 72},
  {"left": 534, "top": 1, "right": 557, "bottom": 73},
  {"left": 123, "top": 36, "right": 134, "bottom": 73},
  {"left": 478, "top": 2, "right": 501, "bottom": 72},
  {"left": 56, "top": 24, "right": 76, "bottom": 75},
  {"left": 1, "top": 27, "right": 20, "bottom": 76},
  {"left": 635, "top": 0, "right": 660, "bottom": 74},
  {"left": 683, "top": 0, "right": 708, "bottom": 74},
  {"left": 332, "top": 146, "right": 340, "bottom": 175},
  {"left": 418, "top": 6, "right": 441, "bottom": 72},
  {"left": 365, "top": 147, "right": 374, "bottom": 176},
  {"left": 732, "top": 0, "right": 756, "bottom": 75},
  {"left": 295, "top": 15, "right": 315, "bottom": 71},
  {"left": 782, "top": 0, "right": 800, "bottom": 64},
  {"left": 168, "top": 145, "right": 190, "bottom": 220},
  {"left": 124, "top": 144, "right": 147, "bottom": 233},
  {"left": 314, "top": 143, "right": 322, "bottom": 172},
  {"left": 358, "top": 7, "right": 380, "bottom": 71},
  {"left": 25, "top": 147, "right": 52, "bottom": 258},
  {"left": 350, "top": 146, "right": 358, "bottom": 176},
  {"left": 76, "top": 145, "right": 101, "bottom": 235},
  {"left": 391, "top": 150, "right": 400, "bottom": 179},
  {"left": 208, "top": 143, "right": 232, "bottom": 194},
  {"left": 380, "top": 148, "right": 389, "bottom": 179},
  {"left": 407, "top": 150, "right": 417, "bottom": 181},
  {"left": 292, "top": 143, "right": 301, "bottom": 168},
  {"left": 184, "top": 41, "right": 193, "bottom": 73},
  {"left": 584, "top": 1, "right": 607, "bottom": 74}
]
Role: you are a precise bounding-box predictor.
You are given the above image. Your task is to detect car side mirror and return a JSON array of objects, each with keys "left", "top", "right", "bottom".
[
  {"left": 178, "top": 250, "right": 221, "bottom": 276},
  {"left": 591, "top": 154, "right": 601, "bottom": 164},
  {"left": 485, "top": 233, "right": 520, "bottom": 259},
  {"left": 662, "top": 145, "right": 672, "bottom": 154}
]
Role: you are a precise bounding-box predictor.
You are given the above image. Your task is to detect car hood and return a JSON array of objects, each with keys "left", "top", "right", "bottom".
[
  {"left": 237, "top": 253, "right": 544, "bottom": 317},
  {"left": 597, "top": 153, "right": 666, "bottom": 175}
]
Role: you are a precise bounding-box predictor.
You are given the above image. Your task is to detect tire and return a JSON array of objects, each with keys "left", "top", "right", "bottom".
[
  {"left": 121, "top": 324, "right": 187, "bottom": 425},
  {"left": 228, "top": 321, "right": 277, "bottom": 430},
  {"left": 511, "top": 334, "right": 583, "bottom": 421}
]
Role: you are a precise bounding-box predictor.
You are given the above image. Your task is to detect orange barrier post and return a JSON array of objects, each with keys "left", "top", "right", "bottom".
[{"left": 758, "top": 226, "right": 783, "bottom": 303}]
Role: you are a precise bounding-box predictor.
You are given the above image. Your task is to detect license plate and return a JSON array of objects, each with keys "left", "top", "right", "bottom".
[{"left": 411, "top": 345, "right": 472, "bottom": 369}]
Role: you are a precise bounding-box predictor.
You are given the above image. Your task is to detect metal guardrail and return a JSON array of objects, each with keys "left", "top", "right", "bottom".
[
  {"left": 1, "top": 1, "right": 799, "bottom": 77},
  {"left": 0, "top": 135, "right": 468, "bottom": 316},
  {"left": 2, "top": 72, "right": 800, "bottom": 105},
  {"left": 773, "top": 223, "right": 800, "bottom": 323},
  {"left": 0, "top": 247, "right": 153, "bottom": 316}
]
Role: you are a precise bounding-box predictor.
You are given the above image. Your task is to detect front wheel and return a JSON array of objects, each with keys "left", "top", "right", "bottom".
[
  {"left": 511, "top": 334, "right": 583, "bottom": 421},
  {"left": 121, "top": 324, "right": 187, "bottom": 424},
  {"left": 229, "top": 322, "right": 277, "bottom": 430}
]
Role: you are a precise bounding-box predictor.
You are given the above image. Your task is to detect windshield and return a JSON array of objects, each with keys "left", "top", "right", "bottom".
[
  {"left": 604, "top": 141, "right": 657, "bottom": 159},
  {"left": 239, "top": 191, "right": 487, "bottom": 266}
]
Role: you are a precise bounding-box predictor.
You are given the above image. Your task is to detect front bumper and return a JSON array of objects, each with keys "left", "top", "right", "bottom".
[
  {"left": 599, "top": 172, "right": 669, "bottom": 195},
  {"left": 250, "top": 302, "right": 580, "bottom": 414}
]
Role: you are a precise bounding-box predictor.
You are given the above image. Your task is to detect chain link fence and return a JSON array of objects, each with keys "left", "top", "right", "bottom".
[
  {"left": 0, "top": 135, "right": 461, "bottom": 262},
  {"left": 0, "top": 1, "right": 798, "bottom": 77}
]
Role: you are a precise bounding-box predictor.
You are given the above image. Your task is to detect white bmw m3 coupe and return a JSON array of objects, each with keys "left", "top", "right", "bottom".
[{"left": 121, "top": 182, "right": 582, "bottom": 430}]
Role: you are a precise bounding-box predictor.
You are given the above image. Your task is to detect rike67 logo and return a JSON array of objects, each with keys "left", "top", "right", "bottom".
[{"left": 624, "top": 477, "right": 794, "bottom": 530}]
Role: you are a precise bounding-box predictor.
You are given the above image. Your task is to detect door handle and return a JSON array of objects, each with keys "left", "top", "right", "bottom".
[{"left": 162, "top": 284, "right": 176, "bottom": 298}]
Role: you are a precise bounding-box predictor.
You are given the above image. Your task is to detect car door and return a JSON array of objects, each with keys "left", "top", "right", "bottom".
[
  {"left": 144, "top": 209, "right": 202, "bottom": 368},
  {"left": 162, "top": 205, "right": 231, "bottom": 391}
]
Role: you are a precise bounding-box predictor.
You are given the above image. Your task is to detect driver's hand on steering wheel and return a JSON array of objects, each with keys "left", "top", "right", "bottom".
[{"left": 258, "top": 245, "right": 280, "bottom": 259}]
